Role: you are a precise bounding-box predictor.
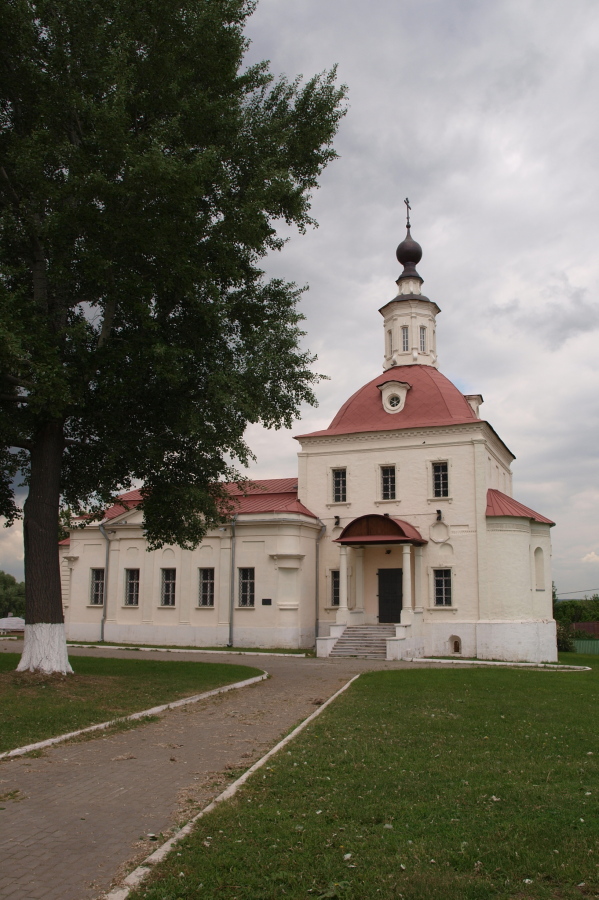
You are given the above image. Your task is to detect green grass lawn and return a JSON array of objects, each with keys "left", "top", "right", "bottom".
[
  {"left": 130, "top": 653, "right": 599, "bottom": 900},
  {"left": 0, "top": 653, "right": 261, "bottom": 753}
]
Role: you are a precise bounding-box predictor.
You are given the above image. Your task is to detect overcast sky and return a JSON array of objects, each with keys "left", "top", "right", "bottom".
[{"left": 2, "top": 0, "right": 598, "bottom": 598}]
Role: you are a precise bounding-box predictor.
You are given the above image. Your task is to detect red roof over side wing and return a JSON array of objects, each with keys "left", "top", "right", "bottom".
[
  {"left": 102, "top": 479, "right": 316, "bottom": 521},
  {"left": 486, "top": 489, "right": 555, "bottom": 525},
  {"left": 104, "top": 489, "right": 144, "bottom": 520}
]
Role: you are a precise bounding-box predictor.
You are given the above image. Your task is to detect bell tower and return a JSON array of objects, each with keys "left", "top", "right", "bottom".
[{"left": 379, "top": 199, "right": 440, "bottom": 370}]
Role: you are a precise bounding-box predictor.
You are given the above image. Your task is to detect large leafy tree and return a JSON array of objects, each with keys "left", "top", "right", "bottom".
[{"left": 0, "top": 0, "right": 346, "bottom": 672}]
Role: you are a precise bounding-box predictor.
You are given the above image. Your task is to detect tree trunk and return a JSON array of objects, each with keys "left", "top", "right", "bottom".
[{"left": 16, "top": 421, "right": 73, "bottom": 674}]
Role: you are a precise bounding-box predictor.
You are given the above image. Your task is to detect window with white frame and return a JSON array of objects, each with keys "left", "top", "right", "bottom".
[
  {"left": 331, "top": 570, "right": 340, "bottom": 606},
  {"left": 161, "top": 568, "right": 176, "bottom": 606},
  {"left": 434, "top": 569, "right": 452, "bottom": 606},
  {"left": 420, "top": 325, "right": 427, "bottom": 352},
  {"left": 401, "top": 325, "right": 409, "bottom": 352},
  {"left": 239, "top": 568, "right": 255, "bottom": 607},
  {"left": 381, "top": 465, "right": 396, "bottom": 500},
  {"left": 332, "top": 468, "right": 347, "bottom": 503},
  {"left": 124, "top": 568, "right": 139, "bottom": 606},
  {"left": 198, "top": 568, "right": 215, "bottom": 606},
  {"left": 387, "top": 329, "right": 392, "bottom": 356},
  {"left": 90, "top": 569, "right": 105, "bottom": 605},
  {"left": 432, "top": 461, "right": 449, "bottom": 498}
]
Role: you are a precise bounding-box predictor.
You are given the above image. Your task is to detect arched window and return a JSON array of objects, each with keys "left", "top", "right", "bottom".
[{"left": 534, "top": 547, "right": 545, "bottom": 590}]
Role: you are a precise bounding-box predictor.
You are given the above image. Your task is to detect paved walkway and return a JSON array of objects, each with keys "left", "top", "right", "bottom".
[{"left": 0, "top": 643, "right": 423, "bottom": 900}]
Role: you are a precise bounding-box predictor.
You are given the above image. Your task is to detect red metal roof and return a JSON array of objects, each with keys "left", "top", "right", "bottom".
[
  {"left": 335, "top": 515, "right": 426, "bottom": 545},
  {"left": 104, "top": 489, "right": 144, "bottom": 521},
  {"left": 486, "top": 489, "right": 554, "bottom": 525},
  {"left": 102, "top": 479, "right": 316, "bottom": 522},
  {"left": 296, "top": 365, "right": 478, "bottom": 439}
]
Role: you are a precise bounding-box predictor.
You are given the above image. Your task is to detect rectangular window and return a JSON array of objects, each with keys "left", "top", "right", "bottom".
[
  {"left": 90, "top": 569, "right": 105, "bottom": 605},
  {"left": 387, "top": 329, "right": 392, "bottom": 356},
  {"left": 161, "top": 568, "right": 176, "bottom": 606},
  {"left": 239, "top": 568, "right": 255, "bottom": 607},
  {"left": 124, "top": 569, "right": 140, "bottom": 606},
  {"left": 434, "top": 569, "right": 452, "bottom": 606},
  {"left": 331, "top": 570, "right": 340, "bottom": 606},
  {"left": 432, "top": 461, "right": 449, "bottom": 497},
  {"left": 420, "top": 325, "right": 427, "bottom": 352},
  {"left": 381, "top": 465, "right": 396, "bottom": 500},
  {"left": 332, "top": 468, "right": 347, "bottom": 503},
  {"left": 198, "top": 568, "right": 215, "bottom": 607},
  {"left": 402, "top": 325, "right": 409, "bottom": 352}
]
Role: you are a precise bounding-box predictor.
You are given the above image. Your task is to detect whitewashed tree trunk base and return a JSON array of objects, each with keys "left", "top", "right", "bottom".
[{"left": 16, "top": 624, "right": 74, "bottom": 675}]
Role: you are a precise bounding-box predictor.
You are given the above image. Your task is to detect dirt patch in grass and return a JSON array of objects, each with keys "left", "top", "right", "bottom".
[{"left": 0, "top": 653, "right": 262, "bottom": 753}]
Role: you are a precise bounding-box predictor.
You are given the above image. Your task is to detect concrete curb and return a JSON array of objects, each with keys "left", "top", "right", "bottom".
[
  {"left": 67, "top": 643, "right": 306, "bottom": 658},
  {"left": 0, "top": 673, "right": 268, "bottom": 761},
  {"left": 101, "top": 673, "right": 361, "bottom": 900},
  {"left": 410, "top": 657, "right": 591, "bottom": 671}
]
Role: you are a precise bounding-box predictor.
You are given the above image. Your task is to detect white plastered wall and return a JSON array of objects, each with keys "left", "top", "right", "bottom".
[{"left": 64, "top": 511, "right": 320, "bottom": 648}]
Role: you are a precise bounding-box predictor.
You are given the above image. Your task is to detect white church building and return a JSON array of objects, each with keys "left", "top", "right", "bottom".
[{"left": 61, "top": 219, "right": 557, "bottom": 662}]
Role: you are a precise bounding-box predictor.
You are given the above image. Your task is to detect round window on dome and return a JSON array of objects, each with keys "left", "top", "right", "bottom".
[{"left": 388, "top": 394, "right": 401, "bottom": 408}]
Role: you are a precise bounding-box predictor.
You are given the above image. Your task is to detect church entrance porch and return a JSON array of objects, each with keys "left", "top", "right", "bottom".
[
  {"left": 332, "top": 514, "right": 427, "bottom": 627},
  {"left": 378, "top": 568, "right": 402, "bottom": 622}
]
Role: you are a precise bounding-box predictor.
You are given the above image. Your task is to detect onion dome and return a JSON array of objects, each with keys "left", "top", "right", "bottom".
[
  {"left": 396, "top": 227, "right": 423, "bottom": 281},
  {"left": 396, "top": 198, "right": 423, "bottom": 283}
]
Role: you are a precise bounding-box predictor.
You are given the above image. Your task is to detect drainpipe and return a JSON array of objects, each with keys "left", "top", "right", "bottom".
[
  {"left": 227, "top": 516, "right": 238, "bottom": 647},
  {"left": 314, "top": 519, "right": 327, "bottom": 642},
  {"left": 98, "top": 524, "right": 111, "bottom": 643}
]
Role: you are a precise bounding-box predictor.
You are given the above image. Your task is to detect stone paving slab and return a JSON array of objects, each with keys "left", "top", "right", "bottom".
[{"left": 0, "top": 643, "right": 420, "bottom": 900}]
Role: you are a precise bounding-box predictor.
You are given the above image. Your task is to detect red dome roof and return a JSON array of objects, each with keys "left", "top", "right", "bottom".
[{"left": 297, "top": 365, "right": 478, "bottom": 438}]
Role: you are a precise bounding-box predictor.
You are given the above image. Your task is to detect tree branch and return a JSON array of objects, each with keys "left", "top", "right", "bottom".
[
  {"left": 0, "top": 166, "right": 20, "bottom": 207},
  {"left": 10, "top": 440, "right": 32, "bottom": 451},
  {"left": 31, "top": 214, "right": 48, "bottom": 310},
  {"left": 0, "top": 393, "right": 28, "bottom": 403},
  {"left": 4, "top": 374, "right": 34, "bottom": 389},
  {"left": 98, "top": 272, "right": 117, "bottom": 347},
  {"left": 98, "top": 296, "right": 116, "bottom": 347}
]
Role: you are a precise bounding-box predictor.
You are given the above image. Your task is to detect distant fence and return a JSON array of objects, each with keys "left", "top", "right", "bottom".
[
  {"left": 570, "top": 622, "right": 599, "bottom": 637},
  {"left": 573, "top": 640, "right": 599, "bottom": 655}
]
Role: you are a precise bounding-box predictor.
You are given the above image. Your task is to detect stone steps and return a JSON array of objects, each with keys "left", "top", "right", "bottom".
[{"left": 329, "top": 625, "right": 396, "bottom": 659}]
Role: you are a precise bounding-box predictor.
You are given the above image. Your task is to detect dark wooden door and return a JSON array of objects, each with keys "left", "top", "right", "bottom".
[{"left": 378, "top": 568, "right": 403, "bottom": 623}]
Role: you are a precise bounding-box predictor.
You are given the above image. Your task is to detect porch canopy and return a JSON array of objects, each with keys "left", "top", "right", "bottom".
[{"left": 334, "top": 514, "right": 426, "bottom": 546}]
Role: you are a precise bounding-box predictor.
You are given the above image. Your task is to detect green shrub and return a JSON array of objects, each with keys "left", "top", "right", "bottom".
[
  {"left": 556, "top": 622, "right": 575, "bottom": 652},
  {"left": 0, "top": 571, "right": 25, "bottom": 619}
]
